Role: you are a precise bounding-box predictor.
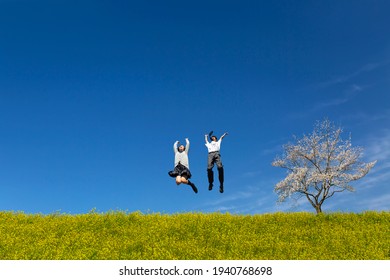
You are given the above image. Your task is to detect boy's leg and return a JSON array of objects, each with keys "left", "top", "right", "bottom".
[
  {"left": 218, "top": 167, "right": 224, "bottom": 193},
  {"left": 207, "top": 153, "right": 215, "bottom": 190},
  {"left": 207, "top": 169, "right": 214, "bottom": 190},
  {"left": 215, "top": 154, "right": 224, "bottom": 193}
]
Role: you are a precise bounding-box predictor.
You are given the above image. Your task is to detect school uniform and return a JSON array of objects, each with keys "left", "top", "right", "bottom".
[
  {"left": 168, "top": 139, "right": 192, "bottom": 179},
  {"left": 205, "top": 137, "right": 224, "bottom": 192}
]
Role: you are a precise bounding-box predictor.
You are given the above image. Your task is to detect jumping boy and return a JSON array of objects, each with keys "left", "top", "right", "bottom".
[{"left": 205, "top": 132, "right": 228, "bottom": 193}]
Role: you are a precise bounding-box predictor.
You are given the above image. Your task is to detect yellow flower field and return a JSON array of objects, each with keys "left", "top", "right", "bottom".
[{"left": 0, "top": 211, "right": 388, "bottom": 260}]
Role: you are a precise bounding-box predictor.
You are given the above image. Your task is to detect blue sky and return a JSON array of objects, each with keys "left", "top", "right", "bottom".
[{"left": 0, "top": 0, "right": 389, "bottom": 214}]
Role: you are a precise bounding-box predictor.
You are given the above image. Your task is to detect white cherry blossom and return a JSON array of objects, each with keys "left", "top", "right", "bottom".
[{"left": 272, "top": 119, "right": 376, "bottom": 213}]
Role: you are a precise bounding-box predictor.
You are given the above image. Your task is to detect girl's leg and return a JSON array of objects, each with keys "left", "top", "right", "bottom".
[
  {"left": 180, "top": 177, "right": 189, "bottom": 184},
  {"left": 176, "top": 176, "right": 182, "bottom": 185},
  {"left": 185, "top": 177, "right": 198, "bottom": 194}
]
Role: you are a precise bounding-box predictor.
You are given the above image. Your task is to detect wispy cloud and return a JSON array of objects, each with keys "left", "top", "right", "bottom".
[
  {"left": 356, "top": 192, "right": 390, "bottom": 210},
  {"left": 204, "top": 190, "right": 255, "bottom": 207},
  {"left": 293, "top": 60, "right": 389, "bottom": 118},
  {"left": 313, "top": 61, "right": 390, "bottom": 89},
  {"left": 365, "top": 129, "right": 390, "bottom": 162},
  {"left": 339, "top": 129, "right": 390, "bottom": 211},
  {"left": 328, "top": 183, "right": 390, "bottom": 211},
  {"left": 313, "top": 95, "right": 351, "bottom": 110},
  {"left": 291, "top": 84, "right": 368, "bottom": 120},
  {"left": 260, "top": 144, "right": 285, "bottom": 157},
  {"left": 199, "top": 182, "right": 315, "bottom": 214},
  {"left": 311, "top": 82, "right": 371, "bottom": 112},
  {"left": 356, "top": 129, "right": 390, "bottom": 190},
  {"left": 289, "top": 90, "right": 358, "bottom": 119},
  {"left": 340, "top": 109, "right": 390, "bottom": 126},
  {"left": 199, "top": 183, "right": 278, "bottom": 214},
  {"left": 348, "top": 84, "right": 363, "bottom": 93},
  {"left": 242, "top": 170, "right": 263, "bottom": 178}
]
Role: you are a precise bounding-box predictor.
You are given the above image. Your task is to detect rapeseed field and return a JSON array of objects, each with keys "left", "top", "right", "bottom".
[{"left": 0, "top": 211, "right": 388, "bottom": 260}]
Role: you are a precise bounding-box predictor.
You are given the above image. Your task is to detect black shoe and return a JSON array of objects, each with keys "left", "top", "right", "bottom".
[
  {"left": 208, "top": 183, "right": 213, "bottom": 191},
  {"left": 219, "top": 185, "right": 224, "bottom": 193},
  {"left": 188, "top": 181, "right": 198, "bottom": 193}
]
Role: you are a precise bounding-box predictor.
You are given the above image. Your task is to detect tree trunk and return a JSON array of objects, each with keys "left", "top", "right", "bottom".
[{"left": 315, "top": 204, "right": 322, "bottom": 214}]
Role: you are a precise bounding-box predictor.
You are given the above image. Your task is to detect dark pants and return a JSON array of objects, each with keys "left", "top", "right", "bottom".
[{"left": 207, "top": 151, "right": 224, "bottom": 185}]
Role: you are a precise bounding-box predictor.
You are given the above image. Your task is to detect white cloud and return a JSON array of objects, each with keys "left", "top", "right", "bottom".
[
  {"left": 311, "top": 83, "right": 369, "bottom": 112},
  {"left": 341, "top": 109, "right": 390, "bottom": 125},
  {"left": 365, "top": 129, "right": 390, "bottom": 162},
  {"left": 204, "top": 190, "right": 255, "bottom": 207},
  {"left": 356, "top": 192, "right": 390, "bottom": 210},
  {"left": 199, "top": 183, "right": 277, "bottom": 214},
  {"left": 314, "top": 61, "right": 390, "bottom": 89},
  {"left": 353, "top": 130, "right": 390, "bottom": 194},
  {"left": 349, "top": 84, "right": 363, "bottom": 93},
  {"left": 314, "top": 96, "right": 351, "bottom": 110},
  {"left": 261, "top": 144, "right": 285, "bottom": 156},
  {"left": 242, "top": 170, "right": 263, "bottom": 178}
]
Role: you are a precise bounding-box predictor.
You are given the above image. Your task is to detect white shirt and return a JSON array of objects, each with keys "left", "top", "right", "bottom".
[{"left": 205, "top": 139, "right": 222, "bottom": 153}]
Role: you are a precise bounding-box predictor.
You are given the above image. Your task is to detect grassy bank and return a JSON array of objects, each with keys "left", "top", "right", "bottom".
[{"left": 0, "top": 211, "right": 388, "bottom": 260}]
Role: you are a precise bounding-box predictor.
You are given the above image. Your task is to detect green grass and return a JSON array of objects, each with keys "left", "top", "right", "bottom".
[{"left": 0, "top": 211, "right": 389, "bottom": 260}]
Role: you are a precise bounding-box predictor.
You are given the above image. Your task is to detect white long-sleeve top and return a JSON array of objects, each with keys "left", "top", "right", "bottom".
[
  {"left": 205, "top": 138, "right": 222, "bottom": 153},
  {"left": 173, "top": 139, "right": 190, "bottom": 168}
]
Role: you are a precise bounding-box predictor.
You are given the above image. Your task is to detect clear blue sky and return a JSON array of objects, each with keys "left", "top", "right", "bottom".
[{"left": 1, "top": 0, "right": 389, "bottom": 214}]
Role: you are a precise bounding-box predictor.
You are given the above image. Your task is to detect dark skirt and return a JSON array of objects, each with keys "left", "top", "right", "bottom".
[{"left": 168, "top": 163, "right": 192, "bottom": 179}]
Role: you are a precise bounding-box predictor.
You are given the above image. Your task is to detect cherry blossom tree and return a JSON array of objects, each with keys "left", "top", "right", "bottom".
[{"left": 272, "top": 119, "right": 376, "bottom": 214}]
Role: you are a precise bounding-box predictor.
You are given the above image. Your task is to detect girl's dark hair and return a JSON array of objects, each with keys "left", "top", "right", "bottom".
[{"left": 178, "top": 145, "right": 185, "bottom": 151}]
